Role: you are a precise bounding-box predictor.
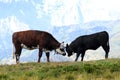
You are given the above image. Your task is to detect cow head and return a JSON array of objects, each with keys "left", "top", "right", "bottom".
[
  {"left": 66, "top": 44, "right": 74, "bottom": 57},
  {"left": 55, "top": 42, "right": 66, "bottom": 56}
]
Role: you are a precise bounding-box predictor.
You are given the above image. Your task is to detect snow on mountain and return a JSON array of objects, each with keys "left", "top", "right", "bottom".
[
  {"left": 0, "top": 16, "right": 30, "bottom": 64},
  {"left": 0, "top": 19, "right": 120, "bottom": 65},
  {"left": 0, "top": 0, "right": 120, "bottom": 65},
  {"left": 33, "top": 0, "right": 83, "bottom": 26},
  {"left": 80, "top": 0, "right": 120, "bottom": 23},
  {"left": 50, "top": 20, "right": 120, "bottom": 61},
  {"left": 110, "top": 32, "right": 120, "bottom": 58}
]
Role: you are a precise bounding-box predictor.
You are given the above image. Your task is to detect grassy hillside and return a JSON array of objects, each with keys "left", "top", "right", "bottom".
[{"left": 0, "top": 58, "right": 120, "bottom": 80}]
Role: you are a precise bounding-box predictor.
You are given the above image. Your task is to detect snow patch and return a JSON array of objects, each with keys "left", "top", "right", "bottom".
[{"left": 0, "top": 58, "right": 16, "bottom": 65}]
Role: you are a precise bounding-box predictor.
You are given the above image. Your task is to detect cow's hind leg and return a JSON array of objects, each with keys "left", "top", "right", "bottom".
[
  {"left": 14, "top": 45, "right": 22, "bottom": 64},
  {"left": 81, "top": 52, "right": 85, "bottom": 61},
  {"left": 38, "top": 48, "right": 43, "bottom": 63},
  {"left": 102, "top": 44, "right": 110, "bottom": 59},
  {"left": 46, "top": 52, "right": 50, "bottom": 62}
]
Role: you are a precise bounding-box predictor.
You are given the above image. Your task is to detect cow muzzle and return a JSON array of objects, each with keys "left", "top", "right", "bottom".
[
  {"left": 62, "top": 52, "right": 66, "bottom": 56},
  {"left": 55, "top": 48, "right": 66, "bottom": 56},
  {"left": 68, "top": 52, "right": 74, "bottom": 57}
]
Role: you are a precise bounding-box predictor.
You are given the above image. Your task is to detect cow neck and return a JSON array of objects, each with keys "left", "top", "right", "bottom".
[
  {"left": 51, "top": 42, "right": 60, "bottom": 49},
  {"left": 51, "top": 36, "right": 60, "bottom": 49},
  {"left": 69, "top": 44, "right": 75, "bottom": 52},
  {"left": 56, "top": 43, "right": 60, "bottom": 49}
]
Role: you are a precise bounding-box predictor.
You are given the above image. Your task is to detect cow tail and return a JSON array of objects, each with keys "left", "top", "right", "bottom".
[
  {"left": 107, "top": 40, "right": 110, "bottom": 52},
  {"left": 107, "top": 34, "right": 110, "bottom": 52},
  {"left": 12, "top": 44, "right": 15, "bottom": 59}
]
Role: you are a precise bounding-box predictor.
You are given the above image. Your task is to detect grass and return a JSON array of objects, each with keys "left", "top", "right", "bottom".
[{"left": 0, "top": 58, "right": 120, "bottom": 80}]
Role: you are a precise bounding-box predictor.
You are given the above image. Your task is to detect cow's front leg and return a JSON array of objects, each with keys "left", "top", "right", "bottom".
[
  {"left": 75, "top": 53, "right": 80, "bottom": 61},
  {"left": 16, "top": 54, "right": 20, "bottom": 64},
  {"left": 46, "top": 52, "right": 50, "bottom": 62},
  {"left": 38, "top": 48, "right": 43, "bottom": 63}
]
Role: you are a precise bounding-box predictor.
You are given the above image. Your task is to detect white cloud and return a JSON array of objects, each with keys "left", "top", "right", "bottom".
[
  {"left": 34, "top": 0, "right": 83, "bottom": 26},
  {"left": 35, "top": 4, "right": 44, "bottom": 18},
  {"left": 0, "top": 16, "right": 30, "bottom": 65},
  {"left": 0, "top": 0, "right": 12, "bottom": 3},
  {"left": 0, "top": 16, "right": 29, "bottom": 49},
  {"left": 34, "top": 0, "right": 120, "bottom": 26},
  {"left": 50, "top": 0, "right": 83, "bottom": 26},
  {"left": 0, "top": 16, "right": 29, "bottom": 33},
  {"left": 109, "top": 32, "right": 120, "bottom": 58},
  {"left": 19, "top": 9, "right": 25, "bottom": 16},
  {"left": 0, "top": 0, "right": 29, "bottom": 3},
  {"left": 80, "top": 0, "right": 120, "bottom": 22}
]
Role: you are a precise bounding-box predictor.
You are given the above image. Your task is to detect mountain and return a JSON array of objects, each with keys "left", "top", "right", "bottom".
[
  {"left": 0, "top": 16, "right": 29, "bottom": 64},
  {"left": 48, "top": 20, "right": 120, "bottom": 61},
  {"left": 0, "top": 20, "right": 120, "bottom": 65}
]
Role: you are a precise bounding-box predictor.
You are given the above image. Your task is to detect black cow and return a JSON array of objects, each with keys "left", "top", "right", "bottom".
[
  {"left": 66, "top": 31, "right": 110, "bottom": 61},
  {"left": 12, "top": 30, "right": 66, "bottom": 64}
]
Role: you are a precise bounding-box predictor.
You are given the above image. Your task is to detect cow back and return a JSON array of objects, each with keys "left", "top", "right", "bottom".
[{"left": 12, "top": 30, "right": 60, "bottom": 50}]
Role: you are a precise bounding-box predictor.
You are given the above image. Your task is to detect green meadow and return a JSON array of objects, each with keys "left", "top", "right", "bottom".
[{"left": 0, "top": 58, "right": 120, "bottom": 80}]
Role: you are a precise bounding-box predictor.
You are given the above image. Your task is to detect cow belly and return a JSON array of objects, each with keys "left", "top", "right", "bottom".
[
  {"left": 86, "top": 44, "right": 100, "bottom": 50},
  {"left": 91, "top": 46, "right": 100, "bottom": 50},
  {"left": 43, "top": 49, "right": 50, "bottom": 53},
  {"left": 21, "top": 43, "right": 39, "bottom": 50}
]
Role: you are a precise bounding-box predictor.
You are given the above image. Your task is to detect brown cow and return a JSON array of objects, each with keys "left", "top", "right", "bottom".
[{"left": 12, "top": 30, "right": 66, "bottom": 64}]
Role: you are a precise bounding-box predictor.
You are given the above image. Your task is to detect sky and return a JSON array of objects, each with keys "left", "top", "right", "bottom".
[
  {"left": 0, "top": 0, "right": 120, "bottom": 31},
  {"left": 0, "top": 0, "right": 120, "bottom": 64}
]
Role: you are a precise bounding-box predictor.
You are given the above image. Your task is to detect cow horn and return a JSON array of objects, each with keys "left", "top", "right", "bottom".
[{"left": 66, "top": 44, "right": 69, "bottom": 47}]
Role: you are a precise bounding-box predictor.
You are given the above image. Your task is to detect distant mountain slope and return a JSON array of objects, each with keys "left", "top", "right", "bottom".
[{"left": 0, "top": 20, "right": 120, "bottom": 64}]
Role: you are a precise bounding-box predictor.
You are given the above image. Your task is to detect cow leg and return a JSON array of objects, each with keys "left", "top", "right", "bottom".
[
  {"left": 46, "top": 52, "right": 50, "bottom": 62},
  {"left": 38, "top": 48, "right": 43, "bottom": 63},
  {"left": 81, "top": 52, "right": 85, "bottom": 61},
  {"left": 15, "top": 46, "right": 22, "bottom": 64},
  {"left": 75, "top": 53, "right": 80, "bottom": 61},
  {"left": 102, "top": 45, "right": 110, "bottom": 59}
]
